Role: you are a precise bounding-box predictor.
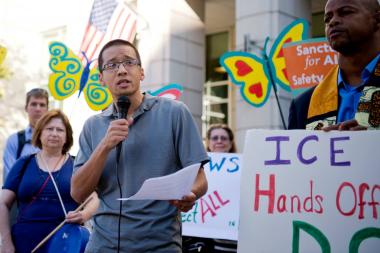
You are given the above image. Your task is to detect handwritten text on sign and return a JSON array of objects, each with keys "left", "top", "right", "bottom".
[
  {"left": 182, "top": 152, "right": 241, "bottom": 240},
  {"left": 238, "top": 130, "right": 379, "bottom": 253}
]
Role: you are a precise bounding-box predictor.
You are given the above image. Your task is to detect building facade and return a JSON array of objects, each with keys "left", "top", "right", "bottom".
[
  {"left": 137, "top": 0, "right": 327, "bottom": 151},
  {"left": 0, "top": 0, "right": 327, "bottom": 181}
]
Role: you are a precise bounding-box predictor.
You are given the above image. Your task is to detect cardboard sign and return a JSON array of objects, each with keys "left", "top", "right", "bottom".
[
  {"left": 238, "top": 130, "right": 380, "bottom": 253},
  {"left": 283, "top": 38, "right": 338, "bottom": 95},
  {"left": 182, "top": 152, "right": 242, "bottom": 240}
]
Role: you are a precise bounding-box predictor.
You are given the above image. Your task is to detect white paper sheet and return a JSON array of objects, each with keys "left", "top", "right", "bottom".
[{"left": 118, "top": 163, "right": 201, "bottom": 201}]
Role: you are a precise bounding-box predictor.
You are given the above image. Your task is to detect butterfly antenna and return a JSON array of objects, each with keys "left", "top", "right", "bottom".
[
  {"left": 78, "top": 52, "right": 92, "bottom": 99},
  {"left": 81, "top": 51, "right": 90, "bottom": 65}
]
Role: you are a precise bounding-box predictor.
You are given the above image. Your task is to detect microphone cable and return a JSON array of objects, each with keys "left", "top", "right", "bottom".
[
  {"left": 116, "top": 154, "right": 123, "bottom": 253},
  {"left": 115, "top": 96, "right": 130, "bottom": 253}
]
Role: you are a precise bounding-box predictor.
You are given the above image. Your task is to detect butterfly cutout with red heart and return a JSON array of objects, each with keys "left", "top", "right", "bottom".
[{"left": 220, "top": 19, "right": 308, "bottom": 107}]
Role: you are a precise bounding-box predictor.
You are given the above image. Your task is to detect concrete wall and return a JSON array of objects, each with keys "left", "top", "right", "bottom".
[{"left": 138, "top": 0, "right": 205, "bottom": 129}]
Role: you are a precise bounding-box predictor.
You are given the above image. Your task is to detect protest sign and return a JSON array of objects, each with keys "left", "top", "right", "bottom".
[
  {"left": 238, "top": 130, "right": 379, "bottom": 253},
  {"left": 182, "top": 152, "right": 242, "bottom": 240},
  {"left": 283, "top": 38, "right": 338, "bottom": 96}
]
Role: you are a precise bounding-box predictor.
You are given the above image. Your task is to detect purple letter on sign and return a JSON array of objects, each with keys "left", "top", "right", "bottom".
[
  {"left": 330, "top": 136, "right": 351, "bottom": 166},
  {"left": 297, "top": 135, "right": 318, "bottom": 165},
  {"left": 264, "top": 136, "right": 291, "bottom": 165}
]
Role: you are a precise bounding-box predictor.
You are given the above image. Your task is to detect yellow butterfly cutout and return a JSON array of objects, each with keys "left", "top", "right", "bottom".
[
  {"left": 48, "top": 41, "right": 112, "bottom": 111},
  {"left": 220, "top": 19, "right": 309, "bottom": 107}
]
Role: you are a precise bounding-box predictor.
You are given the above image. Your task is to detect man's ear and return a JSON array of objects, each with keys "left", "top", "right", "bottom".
[
  {"left": 140, "top": 68, "right": 145, "bottom": 81},
  {"left": 99, "top": 72, "right": 106, "bottom": 86},
  {"left": 375, "top": 9, "right": 380, "bottom": 27}
]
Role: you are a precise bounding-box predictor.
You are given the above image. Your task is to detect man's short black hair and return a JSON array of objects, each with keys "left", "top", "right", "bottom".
[{"left": 98, "top": 39, "right": 141, "bottom": 73}]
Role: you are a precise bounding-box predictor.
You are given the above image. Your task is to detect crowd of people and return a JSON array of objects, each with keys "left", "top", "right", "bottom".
[{"left": 0, "top": 0, "right": 379, "bottom": 252}]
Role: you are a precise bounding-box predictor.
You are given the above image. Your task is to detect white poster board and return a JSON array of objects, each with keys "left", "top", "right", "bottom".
[
  {"left": 238, "top": 130, "right": 380, "bottom": 253},
  {"left": 182, "top": 152, "right": 242, "bottom": 240}
]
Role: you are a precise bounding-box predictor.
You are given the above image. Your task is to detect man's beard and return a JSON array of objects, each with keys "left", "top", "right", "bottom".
[{"left": 329, "top": 39, "right": 357, "bottom": 56}]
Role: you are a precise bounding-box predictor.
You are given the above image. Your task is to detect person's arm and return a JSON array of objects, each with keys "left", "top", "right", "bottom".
[
  {"left": 170, "top": 167, "right": 208, "bottom": 213},
  {"left": 190, "top": 167, "right": 208, "bottom": 200},
  {"left": 71, "top": 118, "right": 131, "bottom": 203},
  {"left": 65, "top": 192, "right": 100, "bottom": 224},
  {"left": 3, "top": 135, "right": 18, "bottom": 180},
  {"left": 0, "top": 189, "right": 16, "bottom": 253}
]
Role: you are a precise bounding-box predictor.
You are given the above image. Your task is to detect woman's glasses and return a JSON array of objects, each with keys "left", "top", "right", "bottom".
[{"left": 210, "top": 135, "right": 229, "bottom": 142}]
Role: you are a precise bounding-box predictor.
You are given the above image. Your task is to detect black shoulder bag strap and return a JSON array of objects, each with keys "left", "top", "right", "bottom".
[{"left": 16, "top": 130, "right": 31, "bottom": 159}]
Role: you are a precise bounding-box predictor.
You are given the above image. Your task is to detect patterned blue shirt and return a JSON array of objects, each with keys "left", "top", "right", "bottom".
[
  {"left": 2, "top": 125, "right": 40, "bottom": 181},
  {"left": 337, "top": 54, "right": 380, "bottom": 123}
]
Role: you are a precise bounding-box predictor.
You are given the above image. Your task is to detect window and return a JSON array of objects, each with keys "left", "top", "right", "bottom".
[
  {"left": 202, "top": 31, "right": 231, "bottom": 136},
  {"left": 312, "top": 12, "right": 325, "bottom": 38}
]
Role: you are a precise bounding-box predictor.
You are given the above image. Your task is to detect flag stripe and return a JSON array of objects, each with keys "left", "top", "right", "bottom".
[
  {"left": 82, "top": 26, "right": 98, "bottom": 53},
  {"left": 79, "top": 24, "right": 91, "bottom": 52},
  {"left": 116, "top": 12, "right": 130, "bottom": 39},
  {"left": 79, "top": 0, "right": 137, "bottom": 61},
  {"left": 110, "top": 6, "right": 125, "bottom": 39},
  {"left": 128, "top": 20, "right": 137, "bottom": 42},
  {"left": 79, "top": 24, "right": 93, "bottom": 61},
  {"left": 118, "top": 14, "right": 136, "bottom": 41},
  {"left": 87, "top": 32, "right": 105, "bottom": 61}
]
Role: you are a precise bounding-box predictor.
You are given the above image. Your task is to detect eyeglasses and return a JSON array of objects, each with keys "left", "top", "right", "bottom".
[
  {"left": 210, "top": 135, "right": 229, "bottom": 142},
  {"left": 102, "top": 58, "right": 140, "bottom": 72}
]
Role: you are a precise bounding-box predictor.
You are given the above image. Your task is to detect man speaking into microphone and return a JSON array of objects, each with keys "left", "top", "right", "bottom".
[{"left": 71, "top": 39, "right": 209, "bottom": 253}]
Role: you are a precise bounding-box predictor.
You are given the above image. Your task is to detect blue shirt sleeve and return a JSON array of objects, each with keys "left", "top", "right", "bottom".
[
  {"left": 173, "top": 102, "right": 209, "bottom": 168},
  {"left": 3, "top": 133, "right": 18, "bottom": 180},
  {"left": 2, "top": 155, "right": 33, "bottom": 193}
]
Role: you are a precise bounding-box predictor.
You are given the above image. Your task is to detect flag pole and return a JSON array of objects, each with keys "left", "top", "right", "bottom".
[{"left": 31, "top": 196, "right": 93, "bottom": 253}]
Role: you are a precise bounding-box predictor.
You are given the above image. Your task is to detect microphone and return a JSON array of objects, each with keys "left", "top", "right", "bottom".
[{"left": 116, "top": 96, "right": 131, "bottom": 162}]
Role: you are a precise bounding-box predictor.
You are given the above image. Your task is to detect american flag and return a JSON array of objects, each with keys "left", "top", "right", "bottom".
[{"left": 79, "top": 0, "right": 137, "bottom": 62}]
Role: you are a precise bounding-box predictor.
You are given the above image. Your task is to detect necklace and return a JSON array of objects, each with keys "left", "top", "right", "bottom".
[
  {"left": 38, "top": 152, "right": 68, "bottom": 216},
  {"left": 38, "top": 153, "right": 65, "bottom": 173}
]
